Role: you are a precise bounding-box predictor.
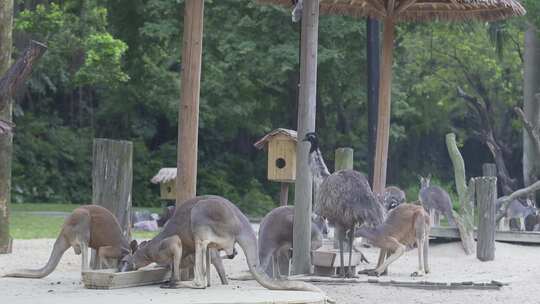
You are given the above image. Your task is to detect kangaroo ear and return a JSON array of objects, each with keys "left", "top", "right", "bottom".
[{"left": 130, "top": 240, "right": 139, "bottom": 253}]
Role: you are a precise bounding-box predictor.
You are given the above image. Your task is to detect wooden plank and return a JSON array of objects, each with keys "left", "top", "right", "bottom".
[
  {"left": 176, "top": 0, "right": 204, "bottom": 206},
  {"left": 92, "top": 138, "right": 133, "bottom": 268},
  {"left": 82, "top": 267, "right": 171, "bottom": 289},
  {"left": 292, "top": 0, "right": 319, "bottom": 275},
  {"left": 476, "top": 177, "right": 497, "bottom": 261},
  {"left": 430, "top": 227, "right": 540, "bottom": 244},
  {"left": 372, "top": 17, "right": 395, "bottom": 195}
]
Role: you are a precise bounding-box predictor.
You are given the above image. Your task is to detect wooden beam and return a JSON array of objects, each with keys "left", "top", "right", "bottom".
[
  {"left": 372, "top": 17, "right": 395, "bottom": 195},
  {"left": 430, "top": 226, "right": 540, "bottom": 244},
  {"left": 292, "top": 0, "right": 319, "bottom": 275},
  {"left": 367, "top": 18, "right": 380, "bottom": 187},
  {"left": 176, "top": 0, "right": 204, "bottom": 206}
]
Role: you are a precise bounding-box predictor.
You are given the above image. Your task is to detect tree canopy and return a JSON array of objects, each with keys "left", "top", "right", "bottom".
[{"left": 5, "top": 0, "right": 534, "bottom": 215}]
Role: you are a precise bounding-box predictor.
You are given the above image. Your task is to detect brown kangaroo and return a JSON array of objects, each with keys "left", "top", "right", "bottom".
[
  {"left": 4, "top": 205, "right": 134, "bottom": 278},
  {"left": 357, "top": 203, "right": 431, "bottom": 277}
]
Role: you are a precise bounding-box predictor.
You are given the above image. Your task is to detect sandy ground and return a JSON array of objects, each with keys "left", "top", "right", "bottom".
[{"left": 2, "top": 237, "right": 540, "bottom": 304}]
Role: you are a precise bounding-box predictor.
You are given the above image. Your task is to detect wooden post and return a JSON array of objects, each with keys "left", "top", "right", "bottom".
[
  {"left": 476, "top": 176, "right": 497, "bottom": 261},
  {"left": 367, "top": 18, "right": 380, "bottom": 187},
  {"left": 334, "top": 148, "right": 353, "bottom": 249},
  {"left": 372, "top": 17, "right": 396, "bottom": 195},
  {"left": 92, "top": 139, "right": 133, "bottom": 268},
  {"left": 0, "top": 0, "right": 13, "bottom": 254},
  {"left": 482, "top": 163, "right": 497, "bottom": 177},
  {"left": 335, "top": 148, "right": 354, "bottom": 171},
  {"left": 292, "top": 0, "right": 318, "bottom": 275},
  {"left": 176, "top": 0, "right": 204, "bottom": 206},
  {"left": 279, "top": 183, "right": 289, "bottom": 206}
]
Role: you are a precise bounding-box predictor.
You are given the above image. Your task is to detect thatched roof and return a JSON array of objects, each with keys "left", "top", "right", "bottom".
[
  {"left": 257, "top": 0, "right": 525, "bottom": 22},
  {"left": 254, "top": 128, "right": 297, "bottom": 150},
  {"left": 151, "top": 168, "right": 177, "bottom": 184}
]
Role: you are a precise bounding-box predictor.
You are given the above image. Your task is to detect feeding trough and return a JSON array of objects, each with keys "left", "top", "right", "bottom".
[{"left": 82, "top": 267, "right": 171, "bottom": 289}]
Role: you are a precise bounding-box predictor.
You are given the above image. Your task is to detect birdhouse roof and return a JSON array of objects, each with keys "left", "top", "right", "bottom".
[
  {"left": 253, "top": 128, "right": 297, "bottom": 150},
  {"left": 150, "top": 168, "right": 177, "bottom": 184}
]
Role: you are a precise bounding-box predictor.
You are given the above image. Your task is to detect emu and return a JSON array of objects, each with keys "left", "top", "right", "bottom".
[
  {"left": 303, "top": 132, "right": 384, "bottom": 277},
  {"left": 382, "top": 186, "right": 407, "bottom": 210}
]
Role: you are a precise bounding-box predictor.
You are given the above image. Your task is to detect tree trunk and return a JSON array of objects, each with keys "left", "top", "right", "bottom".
[
  {"left": 0, "top": 0, "right": 13, "bottom": 254},
  {"left": 522, "top": 24, "right": 540, "bottom": 204},
  {"left": 445, "top": 133, "right": 475, "bottom": 255}
]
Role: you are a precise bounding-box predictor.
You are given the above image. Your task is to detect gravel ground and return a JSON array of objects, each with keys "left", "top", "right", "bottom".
[{"left": 1, "top": 238, "right": 540, "bottom": 304}]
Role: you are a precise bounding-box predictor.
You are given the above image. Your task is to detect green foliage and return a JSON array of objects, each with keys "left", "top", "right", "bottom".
[{"left": 8, "top": 1, "right": 529, "bottom": 217}]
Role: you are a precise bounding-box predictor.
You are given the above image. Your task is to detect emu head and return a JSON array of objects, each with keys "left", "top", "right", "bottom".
[
  {"left": 419, "top": 174, "right": 431, "bottom": 189},
  {"left": 303, "top": 132, "right": 319, "bottom": 153}
]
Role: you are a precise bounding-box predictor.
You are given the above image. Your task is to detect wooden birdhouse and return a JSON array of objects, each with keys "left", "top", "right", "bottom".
[
  {"left": 254, "top": 128, "right": 297, "bottom": 183},
  {"left": 150, "top": 168, "right": 177, "bottom": 200}
]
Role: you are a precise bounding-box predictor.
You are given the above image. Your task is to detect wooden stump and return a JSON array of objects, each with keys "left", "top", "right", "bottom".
[
  {"left": 333, "top": 148, "right": 354, "bottom": 249},
  {"left": 482, "top": 163, "right": 497, "bottom": 178},
  {"left": 476, "top": 176, "right": 497, "bottom": 261},
  {"left": 91, "top": 138, "right": 133, "bottom": 268}
]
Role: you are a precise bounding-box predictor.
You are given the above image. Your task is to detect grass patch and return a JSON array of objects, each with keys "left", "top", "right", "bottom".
[{"left": 10, "top": 203, "right": 161, "bottom": 240}]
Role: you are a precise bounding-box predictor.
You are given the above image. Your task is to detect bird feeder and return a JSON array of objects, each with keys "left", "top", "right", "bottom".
[
  {"left": 150, "top": 168, "right": 177, "bottom": 200},
  {"left": 254, "top": 128, "right": 297, "bottom": 205}
]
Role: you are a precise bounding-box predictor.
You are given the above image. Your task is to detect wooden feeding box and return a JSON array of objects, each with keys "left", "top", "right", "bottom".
[
  {"left": 82, "top": 267, "right": 171, "bottom": 289},
  {"left": 254, "top": 128, "right": 297, "bottom": 183},
  {"left": 151, "top": 168, "right": 177, "bottom": 200},
  {"left": 312, "top": 249, "right": 365, "bottom": 277}
]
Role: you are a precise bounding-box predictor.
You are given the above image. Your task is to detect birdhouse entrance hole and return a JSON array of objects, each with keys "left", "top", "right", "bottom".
[{"left": 276, "top": 158, "right": 286, "bottom": 169}]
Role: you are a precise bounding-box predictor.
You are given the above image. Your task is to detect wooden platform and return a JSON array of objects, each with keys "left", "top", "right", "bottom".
[
  {"left": 430, "top": 226, "right": 540, "bottom": 244},
  {"left": 82, "top": 267, "right": 171, "bottom": 289}
]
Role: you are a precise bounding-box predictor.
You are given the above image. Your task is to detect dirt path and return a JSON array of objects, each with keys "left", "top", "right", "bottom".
[{"left": 1, "top": 239, "right": 539, "bottom": 303}]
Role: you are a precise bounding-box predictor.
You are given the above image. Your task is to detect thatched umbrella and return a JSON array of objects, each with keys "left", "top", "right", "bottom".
[{"left": 259, "top": 0, "right": 525, "bottom": 195}]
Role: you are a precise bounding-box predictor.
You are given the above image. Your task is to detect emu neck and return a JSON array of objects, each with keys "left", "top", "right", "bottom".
[{"left": 309, "top": 148, "right": 330, "bottom": 184}]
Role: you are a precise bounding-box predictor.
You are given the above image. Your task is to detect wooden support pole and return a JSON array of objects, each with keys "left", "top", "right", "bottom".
[
  {"left": 292, "top": 0, "right": 319, "bottom": 275},
  {"left": 176, "top": 0, "right": 204, "bottom": 206},
  {"left": 92, "top": 139, "right": 133, "bottom": 268},
  {"left": 366, "top": 17, "right": 380, "bottom": 187},
  {"left": 0, "top": 0, "right": 13, "bottom": 254},
  {"left": 279, "top": 182, "right": 289, "bottom": 206},
  {"left": 372, "top": 18, "right": 395, "bottom": 195},
  {"left": 476, "top": 176, "right": 497, "bottom": 261}
]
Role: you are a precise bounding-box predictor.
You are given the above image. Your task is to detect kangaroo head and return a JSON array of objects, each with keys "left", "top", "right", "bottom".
[
  {"left": 118, "top": 240, "right": 149, "bottom": 272},
  {"left": 419, "top": 174, "right": 431, "bottom": 189}
]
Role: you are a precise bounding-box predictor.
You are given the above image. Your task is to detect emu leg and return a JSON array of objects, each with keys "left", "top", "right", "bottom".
[
  {"left": 338, "top": 227, "right": 345, "bottom": 277},
  {"left": 206, "top": 245, "right": 211, "bottom": 287},
  {"left": 346, "top": 228, "right": 356, "bottom": 278}
]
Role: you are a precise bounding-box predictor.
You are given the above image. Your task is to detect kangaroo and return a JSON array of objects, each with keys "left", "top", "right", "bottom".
[
  {"left": 419, "top": 175, "right": 455, "bottom": 226},
  {"left": 190, "top": 195, "right": 323, "bottom": 292},
  {"left": 258, "top": 206, "right": 326, "bottom": 278},
  {"left": 497, "top": 198, "right": 537, "bottom": 231},
  {"left": 119, "top": 195, "right": 230, "bottom": 288},
  {"left": 357, "top": 203, "right": 431, "bottom": 277},
  {"left": 4, "top": 205, "right": 134, "bottom": 278}
]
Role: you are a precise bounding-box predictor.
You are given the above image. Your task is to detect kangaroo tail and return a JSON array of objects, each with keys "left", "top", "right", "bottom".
[
  {"left": 4, "top": 236, "right": 70, "bottom": 278},
  {"left": 237, "top": 233, "right": 322, "bottom": 293}
]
